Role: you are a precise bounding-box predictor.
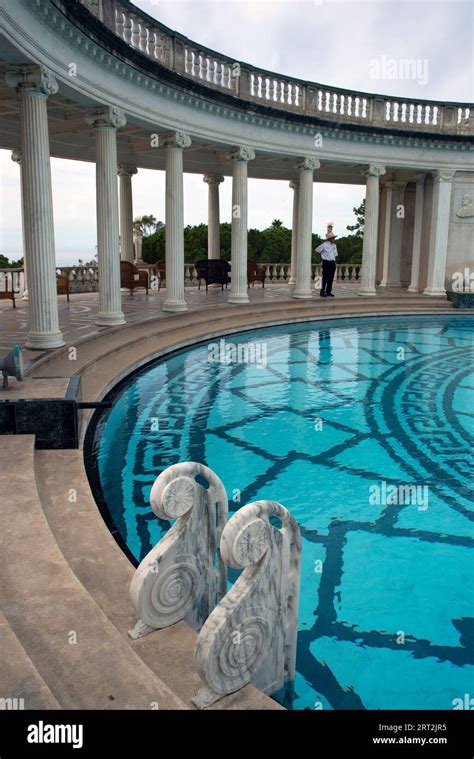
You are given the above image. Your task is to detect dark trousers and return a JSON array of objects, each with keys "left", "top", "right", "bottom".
[{"left": 321, "top": 260, "right": 336, "bottom": 295}]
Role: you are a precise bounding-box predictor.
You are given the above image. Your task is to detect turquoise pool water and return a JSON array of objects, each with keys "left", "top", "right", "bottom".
[{"left": 90, "top": 315, "right": 474, "bottom": 710}]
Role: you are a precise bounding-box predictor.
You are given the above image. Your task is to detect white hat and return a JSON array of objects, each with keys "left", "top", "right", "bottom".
[{"left": 326, "top": 231, "right": 337, "bottom": 240}]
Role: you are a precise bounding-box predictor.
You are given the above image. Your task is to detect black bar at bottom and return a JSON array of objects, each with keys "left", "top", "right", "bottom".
[{"left": 0, "top": 709, "right": 472, "bottom": 757}]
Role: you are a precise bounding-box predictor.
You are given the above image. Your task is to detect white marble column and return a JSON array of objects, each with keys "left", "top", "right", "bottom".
[
  {"left": 118, "top": 164, "right": 137, "bottom": 262},
  {"left": 225, "top": 146, "right": 255, "bottom": 304},
  {"left": 86, "top": 106, "right": 126, "bottom": 326},
  {"left": 5, "top": 64, "right": 64, "bottom": 348},
  {"left": 380, "top": 182, "right": 393, "bottom": 287},
  {"left": 292, "top": 157, "right": 319, "bottom": 299},
  {"left": 11, "top": 150, "right": 28, "bottom": 301},
  {"left": 162, "top": 130, "right": 191, "bottom": 312},
  {"left": 359, "top": 164, "right": 386, "bottom": 296},
  {"left": 423, "top": 170, "right": 455, "bottom": 296},
  {"left": 408, "top": 174, "right": 426, "bottom": 292},
  {"left": 381, "top": 181, "right": 406, "bottom": 288},
  {"left": 203, "top": 173, "right": 224, "bottom": 260},
  {"left": 289, "top": 179, "right": 299, "bottom": 287}
]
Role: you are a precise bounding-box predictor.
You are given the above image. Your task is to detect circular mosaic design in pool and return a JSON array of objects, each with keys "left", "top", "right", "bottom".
[{"left": 90, "top": 315, "right": 474, "bottom": 710}]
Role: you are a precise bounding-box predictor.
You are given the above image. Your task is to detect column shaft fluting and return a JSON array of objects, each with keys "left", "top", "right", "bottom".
[
  {"left": 6, "top": 64, "right": 65, "bottom": 349},
  {"left": 380, "top": 183, "right": 393, "bottom": 287},
  {"left": 292, "top": 158, "right": 319, "bottom": 299},
  {"left": 226, "top": 147, "right": 255, "bottom": 304},
  {"left": 95, "top": 125, "right": 125, "bottom": 325},
  {"left": 359, "top": 164, "right": 386, "bottom": 296},
  {"left": 163, "top": 131, "right": 191, "bottom": 312},
  {"left": 204, "top": 174, "right": 224, "bottom": 260},
  {"left": 118, "top": 165, "right": 137, "bottom": 262},
  {"left": 289, "top": 179, "right": 299, "bottom": 286},
  {"left": 408, "top": 175, "right": 426, "bottom": 292},
  {"left": 423, "top": 171, "right": 454, "bottom": 296},
  {"left": 11, "top": 150, "right": 29, "bottom": 300}
]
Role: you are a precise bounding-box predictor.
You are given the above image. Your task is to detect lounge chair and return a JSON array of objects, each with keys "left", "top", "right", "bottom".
[
  {"left": 120, "top": 261, "right": 149, "bottom": 295},
  {"left": 247, "top": 260, "right": 266, "bottom": 287},
  {"left": 195, "top": 259, "right": 231, "bottom": 291}
]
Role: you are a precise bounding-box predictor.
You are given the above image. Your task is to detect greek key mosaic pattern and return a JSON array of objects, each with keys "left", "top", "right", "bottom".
[{"left": 95, "top": 316, "right": 474, "bottom": 710}]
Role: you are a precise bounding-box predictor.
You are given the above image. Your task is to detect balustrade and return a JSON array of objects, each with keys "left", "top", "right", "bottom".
[{"left": 76, "top": 0, "right": 472, "bottom": 136}]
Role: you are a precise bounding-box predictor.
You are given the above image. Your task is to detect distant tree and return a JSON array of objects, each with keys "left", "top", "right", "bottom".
[
  {"left": 270, "top": 219, "right": 283, "bottom": 228},
  {"left": 0, "top": 254, "right": 24, "bottom": 268},
  {"left": 139, "top": 214, "right": 160, "bottom": 237},
  {"left": 346, "top": 199, "right": 365, "bottom": 239}
]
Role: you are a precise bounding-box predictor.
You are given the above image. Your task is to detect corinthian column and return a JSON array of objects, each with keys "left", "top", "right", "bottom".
[
  {"left": 86, "top": 106, "right": 126, "bottom": 326},
  {"left": 5, "top": 64, "right": 64, "bottom": 348},
  {"left": 408, "top": 174, "right": 426, "bottom": 292},
  {"left": 289, "top": 179, "right": 299, "bottom": 287},
  {"left": 423, "top": 170, "right": 455, "bottom": 296},
  {"left": 162, "top": 130, "right": 191, "bottom": 312},
  {"left": 11, "top": 150, "right": 28, "bottom": 301},
  {"left": 292, "top": 157, "right": 319, "bottom": 299},
  {"left": 359, "top": 164, "right": 386, "bottom": 296},
  {"left": 225, "top": 146, "right": 255, "bottom": 304},
  {"left": 203, "top": 173, "right": 224, "bottom": 259},
  {"left": 118, "top": 164, "right": 137, "bottom": 262}
]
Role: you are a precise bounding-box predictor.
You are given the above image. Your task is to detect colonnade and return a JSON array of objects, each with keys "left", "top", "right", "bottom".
[{"left": 5, "top": 63, "right": 456, "bottom": 350}]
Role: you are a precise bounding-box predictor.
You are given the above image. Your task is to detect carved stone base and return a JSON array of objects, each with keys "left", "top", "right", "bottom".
[
  {"left": 128, "top": 618, "right": 157, "bottom": 640},
  {"left": 192, "top": 685, "right": 232, "bottom": 710}
]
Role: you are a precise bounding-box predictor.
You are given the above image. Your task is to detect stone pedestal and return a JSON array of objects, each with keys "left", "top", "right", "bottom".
[
  {"left": 423, "top": 171, "right": 455, "bottom": 296},
  {"left": 86, "top": 106, "right": 126, "bottom": 326},
  {"left": 203, "top": 173, "right": 224, "bottom": 260},
  {"left": 226, "top": 147, "right": 255, "bottom": 304},
  {"left": 289, "top": 179, "right": 299, "bottom": 286},
  {"left": 118, "top": 164, "right": 137, "bottom": 262},
  {"left": 5, "top": 65, "right": 64, "bottom": 349},
  {"left": 162, "top": 131, "right": 191, "bottom": 312},
  {"left": 292, "top": 158, "right": 319, "bottom": 299},
  {"left": 408, "top": 174, "right": 426, "bottom": 292},
  {"left": 359, "top": 164, "right": 386, "bottom": 296}
]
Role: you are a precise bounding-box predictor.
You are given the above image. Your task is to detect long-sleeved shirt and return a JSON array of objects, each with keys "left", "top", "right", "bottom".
[{"left": 316, "top": 241, "right": 338, "bottom": 261}]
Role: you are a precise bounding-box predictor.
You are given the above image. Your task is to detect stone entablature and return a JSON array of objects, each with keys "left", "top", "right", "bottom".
[{"left": 71, "top": 0, "right": 473, "bottom": 137}]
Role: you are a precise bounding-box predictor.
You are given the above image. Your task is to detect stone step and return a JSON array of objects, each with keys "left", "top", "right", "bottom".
[
  {"left": 0, "top": 436, "right": 187, "bottom": 710},
  {"left": 0, "top": 611, "right": 60, "bottom": 710},
  {"left": 29, "top": 294, "right": 453, "bottom": 379},
  {"left": 34, "top": 448, "right": 283, "bottom": 710}
]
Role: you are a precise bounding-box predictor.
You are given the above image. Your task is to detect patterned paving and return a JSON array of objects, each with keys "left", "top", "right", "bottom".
[
  {"left": 91, "top": 315, "right": 474, "bottom": 711},
  {"left": 0, "top": 282, "right": 428, "bottom": 363}
]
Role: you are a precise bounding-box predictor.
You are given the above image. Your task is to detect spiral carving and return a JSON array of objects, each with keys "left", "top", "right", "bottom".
[
  {"left": 193, "top": 500, "right": 301, "bottom": 707},
  {"left": 129, "top": 462, "right": 228, "bottom": 638},
  {"left": 139, "top": 560, "right": 202, "bottom": 628}
]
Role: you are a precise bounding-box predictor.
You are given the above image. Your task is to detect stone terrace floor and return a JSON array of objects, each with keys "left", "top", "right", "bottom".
[{"left": 0, "top": 282, "right": 445, "bottom": 367}]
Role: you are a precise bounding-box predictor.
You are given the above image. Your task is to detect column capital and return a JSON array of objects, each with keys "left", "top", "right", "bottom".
[
  {"left": 414, "top": 173, "right": 427, "bottom": 185},
  {"left": 203, "top": 172, "right": 225, "bottom": 186},
  {"left": 86, "top": 106, "right": 126, "bottom": 129},
  {"left": 225, "top": 146, "right": 255, "bottom": 162},
  {"left": 432, "top": 170, "right": 455, "bottom": 183},
  {"left": 364, "top": 164, "right": 386, "bottom": 178},
  {"left": 289, "top": 179, "right": 300, "bottom": 190},
  {"left": 296, "top": 157, "right": 320, "bottom": 172},
  {"left": 11, "top": 150, "right": 21, "bottom": 165},
  {"left": 5, "top": 64, "right": 58, "bottom": 96},
  {"left": 161, "top": 130, "right": 192, "bottom": 149},
  {"left": 118, "top": 163, "right": 138, "bottom": 178}
]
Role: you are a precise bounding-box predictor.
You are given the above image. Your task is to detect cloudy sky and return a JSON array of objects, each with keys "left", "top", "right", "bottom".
[{"left": 1, "top": 0, "right": 472, "bottom": 265}]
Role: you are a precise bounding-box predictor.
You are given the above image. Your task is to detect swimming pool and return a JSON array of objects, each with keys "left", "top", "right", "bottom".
[{"left": 89, "top": 315, "right": 474, "bottom": 710}]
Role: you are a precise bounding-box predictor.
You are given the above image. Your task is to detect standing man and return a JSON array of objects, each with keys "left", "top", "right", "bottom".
[{"left": 316, "top": 231, "right": 338, "bottom": 297}]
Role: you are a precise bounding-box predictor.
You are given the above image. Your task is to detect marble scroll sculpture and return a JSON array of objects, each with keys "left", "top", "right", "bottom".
[
  {"left": 192, "top": 500, "right": 301, "bottom": 708},
  {"left": 128, "top": 462, "right": 228, "bottom": 640}
]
